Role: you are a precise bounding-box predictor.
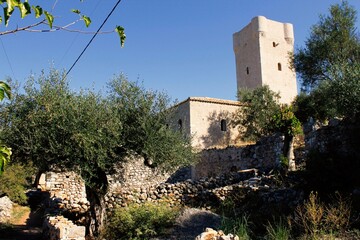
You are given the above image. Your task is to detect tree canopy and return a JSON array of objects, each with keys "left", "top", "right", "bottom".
[
  {"left": 0, "top": 69, "right": 195, "bottom": 191},
  {"left": 293, "top": 1, "right": 360, "bottom": 121}
]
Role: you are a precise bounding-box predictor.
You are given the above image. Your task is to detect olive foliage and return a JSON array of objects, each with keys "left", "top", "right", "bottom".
[{"left": 0, "top": 69, "right": 195, "bottom": 191}]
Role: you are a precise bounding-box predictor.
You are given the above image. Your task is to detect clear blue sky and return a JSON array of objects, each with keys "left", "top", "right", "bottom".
[{"left": 1, "top": 0, "right": 359, "bottom": 101}]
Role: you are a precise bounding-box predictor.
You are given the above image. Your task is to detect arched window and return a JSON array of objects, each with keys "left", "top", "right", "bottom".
[
  {"left": 178, "top": 119, "right": 182, "bottom": 132},
  {"left": 278, "top": 63, "right": 282, "bottom": 71},
  {"left": 246, "top": 67, "right": 249, "bottom": 75},
  {"left": 221, "top": 119, "right": 227, "bottom": 131}
]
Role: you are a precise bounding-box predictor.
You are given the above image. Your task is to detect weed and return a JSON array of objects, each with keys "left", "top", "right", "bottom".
[{"left": 294, "top": 191, "right": 351, "bottom": 239}]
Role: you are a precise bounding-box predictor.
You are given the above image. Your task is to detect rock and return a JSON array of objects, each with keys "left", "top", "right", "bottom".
[
  {"left": 0, "top": 196, "right": 13, "bottom": 222},
  {"left": 195, "top": 227, "right": 239, "bottom": 240}
]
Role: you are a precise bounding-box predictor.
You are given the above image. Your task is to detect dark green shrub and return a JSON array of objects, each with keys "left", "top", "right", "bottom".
[{"left": 103, "top": 202, "right": 180, "bottom": 240}]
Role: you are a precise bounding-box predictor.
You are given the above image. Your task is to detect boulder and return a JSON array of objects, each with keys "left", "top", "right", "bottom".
[{"left": 0, "top": 196, "right": 13, "bottom": 222}]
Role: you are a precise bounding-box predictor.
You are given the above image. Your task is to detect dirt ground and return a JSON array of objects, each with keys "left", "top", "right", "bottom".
[{"left": 0, "top": 207, "right": 43, "bottom": 240}]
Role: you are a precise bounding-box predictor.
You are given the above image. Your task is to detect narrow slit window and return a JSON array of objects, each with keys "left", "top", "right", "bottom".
[
  {"left": 273, "top": 42, "right": 276, "bottom": 47},
  {"left": 178, "top": 119, "right": 182, "bottom": 132},
  {"left": 278, "top": 63, "right": 282, "bottom": 71},
  {"left": 221, "top": 119, "right": 227, "bottom": 131},
  {"left": 246, "top": 67, "right": 249, "bottom": 75}
]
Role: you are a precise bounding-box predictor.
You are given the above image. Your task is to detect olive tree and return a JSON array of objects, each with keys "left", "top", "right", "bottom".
[{"left": 0, "top": 69, "right": 195, "bottom": 235}]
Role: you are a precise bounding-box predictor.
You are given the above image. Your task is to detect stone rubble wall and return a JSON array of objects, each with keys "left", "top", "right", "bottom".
[
  {"left": 104, "top": 169, "right": 304, "bottom": 216},
  {"left": 194, "top": 134, "right": 284, "bottom": 179},
  {"left": 44, "top": 215, "right": 85, "bottom": 240}
]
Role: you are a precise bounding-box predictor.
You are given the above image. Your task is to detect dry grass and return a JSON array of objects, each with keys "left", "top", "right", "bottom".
[{"left": 9, "top": 204, "right": 31, "bottom": 225}]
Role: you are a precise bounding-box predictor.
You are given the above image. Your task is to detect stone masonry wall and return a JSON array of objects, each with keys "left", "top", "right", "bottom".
[
  {"left": 38, "top": 171, "right": 90, "bottom": 215},
  {"left": 194, "top": 134, "right": 284, "bottom": 179}
]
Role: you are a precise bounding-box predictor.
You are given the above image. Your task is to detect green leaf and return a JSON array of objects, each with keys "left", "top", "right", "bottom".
[
  {"left": 115, "top": 26, "right": 126, "bottom": 47},
  {"left": 32, "top": 5, "right": 42, "bottom": 18},
  {"left": 72, "top": 9, "right": 80, "bottom": 14},
  {"left": 81, "top": 15, "right": 91, "bottom": 27},
  {"left": 18, "top": 2, "right": 31, "bottom": 18},
  {"left": 0, "top": 81, "right": 11, "bottom": 100},
  {"left": 0, "top": 145, "right": 11, "bottom": 176},
  {"left": 44, "top": 11, "right": 54, "bottom": 28},
  {"left": 6, "top": 0, "right": 20, "bottom": 14},
  {"left": 3, "top": 7, "right": 13, "bottom": 26},
  {"left": 0, "top": 16, "right": 2, "bottom": 24}
]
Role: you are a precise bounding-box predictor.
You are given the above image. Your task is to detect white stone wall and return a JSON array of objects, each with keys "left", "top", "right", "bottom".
[{"left": 233, "top": 16, "right": 297, "bottom": 104}]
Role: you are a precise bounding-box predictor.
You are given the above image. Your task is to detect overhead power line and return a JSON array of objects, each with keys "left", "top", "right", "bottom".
[{"left": 65, "top": 0, "right": 122, "bottom": 78}]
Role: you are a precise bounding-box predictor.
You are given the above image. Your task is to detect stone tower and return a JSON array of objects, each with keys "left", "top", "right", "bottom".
[{"left": 233, "top": 16, "right": 297, "bottom": 104}]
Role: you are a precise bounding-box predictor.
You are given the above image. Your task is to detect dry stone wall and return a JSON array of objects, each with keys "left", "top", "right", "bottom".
[{"left": 38, "top": 171, "right": 90, "bottom": 215}]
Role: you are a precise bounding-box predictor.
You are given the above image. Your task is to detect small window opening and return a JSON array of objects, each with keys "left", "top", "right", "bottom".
[
  {"left": 278, "top": 63, "right": 282, "bottom": 71},
  {"left": 178, "top": 119, "right": 182, "bottom": 132},
  {"left": 246, "top": 67, "right": 249, "bottom": 75},
  {"left": 221, "top": 119, "right": 227, "bottom": 131},
  {"left": 273, "top": 42, "right": 279, "bottom": 47}
]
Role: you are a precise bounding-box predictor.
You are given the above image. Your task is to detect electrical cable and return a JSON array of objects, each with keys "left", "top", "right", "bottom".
[
  {"left": 65, "top": 0, "right": 122, "bottom": 78},
  {"left": 59, "top": 0, "right": 102, "bottom": 65},
  {"left": 0, "top": 38, "right": 16, "bottom": 80}
]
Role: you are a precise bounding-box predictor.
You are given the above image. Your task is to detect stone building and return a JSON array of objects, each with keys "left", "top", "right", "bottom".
[
  {"left": 174, "top": 16, "right": 298, "bottom": 149},
  {"left": 233, "top": 16, "right": 297, "bottom": 104},
  {"left": 172, "top": 97, "right": 243, "bottom": 150}
]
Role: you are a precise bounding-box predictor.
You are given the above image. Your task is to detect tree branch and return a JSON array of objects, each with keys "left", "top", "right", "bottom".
[{"left": 0, "top": 20, "right": 46, "bottom": 35}]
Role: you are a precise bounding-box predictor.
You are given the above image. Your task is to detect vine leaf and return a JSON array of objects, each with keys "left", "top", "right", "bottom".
[
  {"left": 32, "top": 5, "right": 42, "bottom": 18},
  {"left": 44, "top": 10, "right": 54, "bottom": 28},
  {"left": 3, "top": 7, "right": 13, "bottom": 26},
  {"left": 0, "top": 81, "right": 11, "bottom": 100},
  {"left": 81, "top": 15, "right": 91, "bottom": 27},
  {"left": 19, "top": 2, "right": 31, "bottom": 18},
  {"left": 115, "top": 26, "right": 126, "bottom": 47},
  {"left": 71, "top": 9, "right": 80, "bottom": 14}
]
